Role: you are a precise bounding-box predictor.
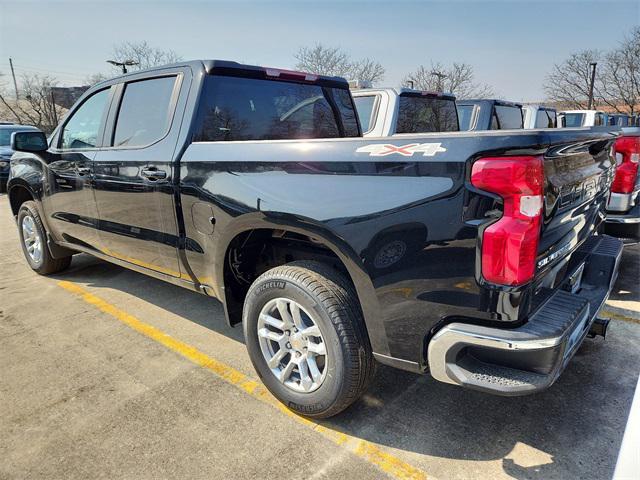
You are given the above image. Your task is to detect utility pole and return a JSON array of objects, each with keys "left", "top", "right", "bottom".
[
  {"left": 9, "top": 57, "right": 19, "bottom": 100},
  {"left": 588, "top": 62, "right": 597, "bottom": 110},
  {"left": 431, "top": 70, "right": 447, "bottom": 92},
  {"left": 106, "top": 59, "right": 139, "bottom": 74}
]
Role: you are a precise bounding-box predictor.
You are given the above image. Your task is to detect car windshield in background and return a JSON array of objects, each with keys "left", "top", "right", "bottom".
[
  {"left": 396, "top": 95, "right": 459, "bottom": 134},
  {"left": 563, "top": 113, "right": 585, "bottom": 127},
  {"left": 457, "top": 105, "right": 474, "bottom": 130},
  {"left": 493, "top": 105, "right": 523, "bottom": 129},
  {"left": 194, "top": 75, "right": 360, "bottom": 141},
  {"left": 0, "top": 129, "right": 22, "bottom": 146}
]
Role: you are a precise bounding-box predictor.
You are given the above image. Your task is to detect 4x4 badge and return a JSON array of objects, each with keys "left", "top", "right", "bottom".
[{"left": 356, "top": 143, "right": 447, "bottom": 157}]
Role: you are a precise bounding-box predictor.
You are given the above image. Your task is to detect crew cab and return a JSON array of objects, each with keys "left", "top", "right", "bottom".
[
  {"left": 522, "top": 105, "right": 558, "bottom": 129},
  {"left": 350, "top": 86, "right": 458, "bottom": 136},
  {"left": 605, "top": 128, "right": 640, "bottom": 238},
  {"left": 457, "top": 99, "right": 523, "bottom": 130},
  {"left": 7, "top": 60, "right": 622, "bottom": 418},
  {"left": 559, "top": 110, "right": 608, "bottom": 127}
]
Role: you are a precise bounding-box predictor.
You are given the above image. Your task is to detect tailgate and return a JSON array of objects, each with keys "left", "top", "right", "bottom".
[{"left": 536, "top": 128, "right": 617, "bottom": 277}]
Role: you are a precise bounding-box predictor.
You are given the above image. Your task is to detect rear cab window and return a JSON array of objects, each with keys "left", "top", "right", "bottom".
[
  {"left": 194, "top": 73, "right": 360, "bottom": 142},
  {"left": 395, "top": 93, "right": 459, "bottom": 134},
  {"left": 563, "top": 113, "right": 584, "bottom": 127},
  {"left": 535, "top": 109, "right": 556, "bottom": 128},
  {"left": 491, "top": 104, "right": 523, "bottom": 130},
  {"left": 353, "top": 95, "right": 378, "bottom": 133},
  {"left": 457, "top": 105, "right": 475, "bottom": 130}
]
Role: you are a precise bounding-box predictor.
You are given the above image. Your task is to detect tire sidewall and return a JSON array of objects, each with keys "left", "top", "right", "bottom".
[
  {"left": 243, "top": 275, "right": 347, "bottom": 416},
  {"left": 17, "top": 203, "right": 45, "bottom": 270}
]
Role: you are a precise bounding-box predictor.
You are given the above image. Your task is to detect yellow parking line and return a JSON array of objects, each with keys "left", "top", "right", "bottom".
[
  {"left": 57, "top": 280, "right": 429, "bottom": 480},
  {"left": 600, "top": 308, "right": 640, "bottom": 325}
]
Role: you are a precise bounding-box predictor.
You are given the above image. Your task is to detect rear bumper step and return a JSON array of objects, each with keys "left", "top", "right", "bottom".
[{"left": 427, "top": 235, "right": 623, "bottom": 396}]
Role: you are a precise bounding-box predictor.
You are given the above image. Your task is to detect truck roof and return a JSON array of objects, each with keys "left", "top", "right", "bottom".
[
  {"left": 559, "top": 110, "right": 605, "bottom": 114},
  {"left": 522, "top": 104, "right": 557, "bottom": 112},
  {"left": 351, "top": 87, "right": 455, "bottom": 99},
  {"left": 457, "top": 99, "right": 523, "bottom": 108},
  {"left": 94, "top": 59, "right": 350, "bottom": 89}
]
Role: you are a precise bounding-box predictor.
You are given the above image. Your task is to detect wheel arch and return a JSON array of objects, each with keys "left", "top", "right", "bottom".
[
  {"left": 8, "top": 180, "right": 38, "bottom": 217},
  {"left": 215, "top": 219, "right": 389, "bottom": 357}
]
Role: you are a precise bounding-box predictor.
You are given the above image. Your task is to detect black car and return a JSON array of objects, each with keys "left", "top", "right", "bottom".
[{"left": 0, "top": 124, "right": 40, "bottom": 192}]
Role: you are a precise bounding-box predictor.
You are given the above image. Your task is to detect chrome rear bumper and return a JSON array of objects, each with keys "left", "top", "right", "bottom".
[{"left": 427, "top": 235, "right": 623, "bottom": 395}]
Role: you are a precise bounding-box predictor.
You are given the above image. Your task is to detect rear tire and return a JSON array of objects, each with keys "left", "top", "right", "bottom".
[
  {"left": 243, "top": 261, "right": 375, "bottom": 418},
  {"left": 17, "top": 201, "right": 72, "bottom": 275}
]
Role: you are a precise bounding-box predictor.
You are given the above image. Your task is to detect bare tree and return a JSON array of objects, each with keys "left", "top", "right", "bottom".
[
  {"left": 0, "top": 74, "right": 64, "bottom": 132},
  {"left": 403, "top": 62, "right": 494, "bottom": 98},
  {"left": 110, "top": 41, "right": 183, "bottom": 72},
  {"left": 84, "top": 72, "right": 111, "bottom": 86},
  {"left": 294, "top": 44, "right": 385, "bottom": 84},
  {"left": 544, "top": 50, "right": 601, "bottom": 109},
  {"left": 597, "top": 27, "right": 640, "bottom": 114}
]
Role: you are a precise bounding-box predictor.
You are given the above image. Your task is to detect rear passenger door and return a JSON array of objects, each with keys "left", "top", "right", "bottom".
[{"left": 92, "top": 68, "right": 191, "bottom": 277}]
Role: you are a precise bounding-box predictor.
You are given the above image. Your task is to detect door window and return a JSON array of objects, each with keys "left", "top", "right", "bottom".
[
  {"left": 60, "top": 88, "right": 110, "bottom": 149},
  {"left": 112, "top": 76, "right": 177, "bottom": 147}
]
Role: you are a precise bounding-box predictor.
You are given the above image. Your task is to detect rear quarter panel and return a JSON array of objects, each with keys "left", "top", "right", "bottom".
[{"left": 178, "top": 131, "right": 551, "bottom": 367}]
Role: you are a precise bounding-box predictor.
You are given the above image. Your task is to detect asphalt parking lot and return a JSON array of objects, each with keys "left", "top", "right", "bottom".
[{"left": 1, "top": 193, "right": 639, "bottom": 480}]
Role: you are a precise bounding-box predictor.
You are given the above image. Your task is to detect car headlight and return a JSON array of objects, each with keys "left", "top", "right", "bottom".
[{"left": 0, "top": 161, "right": 8, "bottom": 167}]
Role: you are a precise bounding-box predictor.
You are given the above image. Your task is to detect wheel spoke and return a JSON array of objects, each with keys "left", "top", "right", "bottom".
[
  {"left": 290, "top": 302, "right": 305, "bottom": 330},
  {"left": 307, "top": 341, "right": 326, "bottom": 356},
  {"left": 260, "top": 313, "right": 285, "bottom": 331},
  {"left": 258, "top": 328, "right": 283, "bottom": 342},
  {"left": 276, "top": 300, "right": 293, "bottom": 328},
  {"left": 267, "top": 348, "right": 287, "bottom": 369},
  {"left": 301, "top": 325, "right": 321, "bottom": 337},
  {"left": 306, "top": 356, "right": 322, "bottom": 382},
  {"left": 298, "top": 358, "right": 313, "bottom": 391},
  {"left": 279, "top": 359, "right": 296, "bottom": 383}
]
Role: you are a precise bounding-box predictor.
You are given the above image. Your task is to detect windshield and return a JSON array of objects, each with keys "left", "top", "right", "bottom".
[
  {"left": 457, "top": 105, "right": 475, "bottom": 130},
  {"left": 563, "top": 113, "right": 585, "bottom": 127},
  {"left": 396, "top": 95, "right": 459, "bottom": 133},
  {"left": 0, "top": 128, "right": 22, "bottom": 147}
]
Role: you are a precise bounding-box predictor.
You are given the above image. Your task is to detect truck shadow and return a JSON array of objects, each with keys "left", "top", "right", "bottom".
[{"left": 56, "top": 253, "right": 640, "bottom": 480}]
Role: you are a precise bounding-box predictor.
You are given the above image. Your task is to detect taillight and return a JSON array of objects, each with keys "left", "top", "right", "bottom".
[
  {"left": 611, "top": 136, "right": 640, "bottom": 194},
  {"left": 471, "top": 156, "right": 544, "bottom": 286}
]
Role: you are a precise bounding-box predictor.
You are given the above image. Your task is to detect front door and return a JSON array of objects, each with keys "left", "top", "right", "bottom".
[
  {"left": 92, "top": 72, "right": 186, "bottom": 277},
  {"left": 44, "top": 87, "right": 113, "bottom": 250}
]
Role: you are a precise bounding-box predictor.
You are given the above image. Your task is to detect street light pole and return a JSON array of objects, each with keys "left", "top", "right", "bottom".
[
  {"left": 431, "top": 71, "right": 447, "bottom": 92},
  {"left": 588, "top": 62, "right": 597, "bottom": 110}
]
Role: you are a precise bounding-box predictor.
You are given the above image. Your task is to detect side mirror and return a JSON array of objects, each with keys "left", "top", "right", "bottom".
[{"left": 11, "top": 131, "right": 48, "bottom": 153}]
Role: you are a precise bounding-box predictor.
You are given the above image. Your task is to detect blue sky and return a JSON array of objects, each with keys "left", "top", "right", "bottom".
[{"left": 1, "top": 0, "right": 638, "bottom": 101}]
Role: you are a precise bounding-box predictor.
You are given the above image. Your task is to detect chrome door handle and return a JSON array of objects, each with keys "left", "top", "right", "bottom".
[{"left": 141, "top": 168, "right": 167, "bottom": 180}]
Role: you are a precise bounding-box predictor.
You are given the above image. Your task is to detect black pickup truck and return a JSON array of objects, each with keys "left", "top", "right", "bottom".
[{"left": 7, "top": 60, "right": 622, "bottom": 418}]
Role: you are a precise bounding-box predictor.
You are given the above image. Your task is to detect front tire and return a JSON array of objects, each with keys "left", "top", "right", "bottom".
[
  {"left": 243, "top": 261, "right": 374, "bottom": 418},
  {"left": 17, "top": 201, "right": 72, "bottom": 275}
]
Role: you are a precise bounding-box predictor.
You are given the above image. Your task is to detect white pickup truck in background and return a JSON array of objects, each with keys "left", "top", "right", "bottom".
[
  {"left": 522, "top": 105, "right": 558, "bottom": 129},
  {"left": 350, "top": 86, "right": 459, "bottom": 136},
  {"left": 559, "top": 110, "right": 608, "bottom": 127}
]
